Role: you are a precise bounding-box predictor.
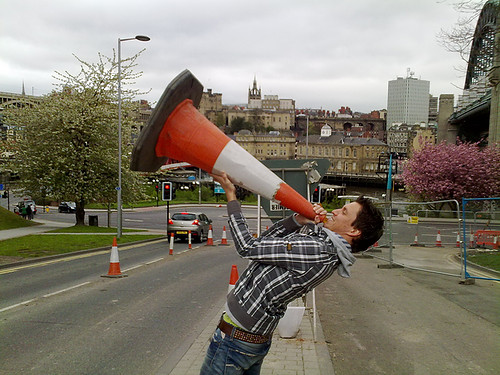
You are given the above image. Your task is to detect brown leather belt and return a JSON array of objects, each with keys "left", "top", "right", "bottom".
[{"left": 217, "top": 317, "right": 270, "bottom": 344}]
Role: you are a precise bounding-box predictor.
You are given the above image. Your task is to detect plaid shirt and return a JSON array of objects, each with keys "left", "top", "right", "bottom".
[{"left": 226, "top": 201, "right": 348, "bottom": 336}]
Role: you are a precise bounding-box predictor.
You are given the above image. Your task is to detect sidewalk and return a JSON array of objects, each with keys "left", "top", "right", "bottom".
[
  {"left": 166, "top": 297, "right": 335, "bottom": 375},
  {"left": 0, "top": 218, "right": 74, "bottom": 240}
]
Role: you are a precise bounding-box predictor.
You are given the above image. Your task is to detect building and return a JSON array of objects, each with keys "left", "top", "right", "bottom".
[
  {"left": 387, "top": 123, "right": 437, "bottom": 157},
  {"left": 198, "top": 88, "right": 224, "bottom": 126},
  {"left": 232, "top": 130, "right": 296, "bottom": 161},
  {"left": 296, "top": 125, "right": 388, "bottom": 178},
  {"left": 387, "top": 73, "right": 430, "bottom": 128},
  {"left": 227, "top": 77, "right": 295, "bottom": 131},
  {"left": 436, "top": 94, "right": 456, "bottom": 143}
]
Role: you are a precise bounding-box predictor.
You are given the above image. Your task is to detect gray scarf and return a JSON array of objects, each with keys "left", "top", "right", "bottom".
[{"left": 321, "top": 228, "right": 356, "bottom": 278}]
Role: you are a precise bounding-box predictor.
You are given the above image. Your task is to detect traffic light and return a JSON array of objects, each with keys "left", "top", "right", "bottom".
[
  {"left": 162, "top": 182, "right": 173, "bottom": 201},
  {"left": 311, "top": 185, "right": 321, "bottom": 203}
]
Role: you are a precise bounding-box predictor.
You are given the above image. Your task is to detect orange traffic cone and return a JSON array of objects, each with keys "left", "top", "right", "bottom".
[
  {"left": 411, "top": 232, "right": 419, "bottom": 246},
  {"left": 102, "top": 237, "right": 127, "bottom": 278},
  {"left": 206, "top": 225, "right": 214, "bottom": 246},
  {"left": 130, "top": 70, "right": 317, "bottom": 220},
  {"left": 169, "top": 233, "right": 174, "bottom": 255},
  {"left": 220, "top": 226, "right": 229, "bottom": 245},
  {"left": 188, "top": 230, "right": 192, "bottom": 249},
  {"left": 228, "top": 265, "right": 239, "bottom": 293},
  {"left": 456, "top": 233, "right": 461, "bottom": 248},
  {"left": 436, "top": 231, "right": 442, "bottom": 247}
]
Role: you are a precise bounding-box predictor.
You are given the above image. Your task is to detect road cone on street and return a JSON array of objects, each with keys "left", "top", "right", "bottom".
[
  {"left": 456, "top": 233, "right": 461, "bottom": 248},
  {"left": 436, "top": 231, "right": 442, "bottom": 247},
  {"left": 411, "top": 232, "right": 420, "bottom": 246},
  {"left": 206, "top": 225, "right": 214, "bottom": 246},
  {"left": 220, "top": 226, "right": 229, "bottom": 245},
  {"left": 169, "top": 233, "right": 174, "bottom": 255},
  {"left": 102, "top": 237, "right": 127, "bottom": 278},
  {"left": 228, "top": 265, "right": 239, "bottom": 293},
  {"left": 188, "top": 230, "right": 192, "bottom": 249}
]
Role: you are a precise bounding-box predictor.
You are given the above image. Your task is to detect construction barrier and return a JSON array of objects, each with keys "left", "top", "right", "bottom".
[{"left": 474, "top": 230, "right": 500, "bottom": 249}]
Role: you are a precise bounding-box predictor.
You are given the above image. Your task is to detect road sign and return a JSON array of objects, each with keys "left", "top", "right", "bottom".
[{"left": 214, "top": 182, "right": 225, "bottom": 194}]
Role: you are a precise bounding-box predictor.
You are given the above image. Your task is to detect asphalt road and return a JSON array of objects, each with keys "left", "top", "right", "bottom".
[{"left": 0, "top": 242, "right": 249, "bottom": 375}]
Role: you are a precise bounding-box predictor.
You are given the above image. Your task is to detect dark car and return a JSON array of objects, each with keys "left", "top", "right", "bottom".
[
  {"left": 167, "top": 212, "right": 212, "bottom": 242},
  {"left": 58, "top": 201, "right": 76, "bottom": 213}
]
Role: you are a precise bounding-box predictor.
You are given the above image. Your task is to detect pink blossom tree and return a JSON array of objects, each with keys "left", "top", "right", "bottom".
[{"left": 402, "top": 142, "right": 500, "bottom": 204}]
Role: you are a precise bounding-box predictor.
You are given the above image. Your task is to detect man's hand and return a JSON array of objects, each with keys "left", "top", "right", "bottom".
[
  {"left": 210, "top": 171, "right": 237, "bottom": 202},
  {"left": 295, "top": 204, "right": 327, "bottom": 225}
]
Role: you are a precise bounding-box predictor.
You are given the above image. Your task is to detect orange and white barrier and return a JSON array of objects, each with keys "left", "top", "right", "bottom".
[
  {"left": 206, "top": 225, "right": 214, "bottom": 246},
  {"left": 169, "top": 233, "right": 174, "bottom": 255},
  {"left": 220, "top": 226, "right": 228, "bottom": 245},
  {"left": 228, "top": 265, "right": 239, "bottom": 293},
  {"left": 131, "top": 70, "right": 316, "bottom": 220},
  {"left": 102, "top": 237, "right": 127, "bottom": 278}
]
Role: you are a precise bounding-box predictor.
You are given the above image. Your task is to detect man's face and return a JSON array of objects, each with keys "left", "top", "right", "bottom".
[{"left": 323, "top": 202, "right": 362, "bottom": 238}]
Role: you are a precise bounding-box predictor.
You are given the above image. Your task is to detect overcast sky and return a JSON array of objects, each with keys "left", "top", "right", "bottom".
[{"left": 1, "top": 0, "right": 474, "bottom": 113}]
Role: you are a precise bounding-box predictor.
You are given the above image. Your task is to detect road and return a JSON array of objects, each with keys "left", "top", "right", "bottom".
[
  {"left": 0, "top": 205, "right": 269, "bottom": 375},
  {"left": 0, "top": 240, "right": 250, "bottom": 374}
]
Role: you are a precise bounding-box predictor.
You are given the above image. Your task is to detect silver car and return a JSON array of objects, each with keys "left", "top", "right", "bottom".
[{"left": 167, "top": 212, "right": 212, "bottom": 242}]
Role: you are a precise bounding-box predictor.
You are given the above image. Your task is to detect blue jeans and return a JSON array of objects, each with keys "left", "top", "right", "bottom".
[{"left": 200, "top": 328, "right": 272, "bottom": 374}]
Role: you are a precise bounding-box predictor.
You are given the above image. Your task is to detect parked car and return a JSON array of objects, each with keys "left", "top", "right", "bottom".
[
  {"left": 58, "top": 201, "right": 76, "bottom": 213},
  {"left": 168, "top": 212, "right": 212, "bottom": 242}
]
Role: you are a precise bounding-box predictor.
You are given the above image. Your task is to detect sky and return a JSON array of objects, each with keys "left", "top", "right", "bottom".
[{"left": 0, "top": 0, "right": 475, "bottom": 113}]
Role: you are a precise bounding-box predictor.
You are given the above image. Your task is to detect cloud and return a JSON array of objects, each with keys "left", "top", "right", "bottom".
[{"left": 1, "top": 0, "right": 468, "bottom": 112}]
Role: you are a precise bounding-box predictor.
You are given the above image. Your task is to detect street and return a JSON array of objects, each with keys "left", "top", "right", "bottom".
[{"left": 0, "top": 240, "right": 249, "bottom": 374}]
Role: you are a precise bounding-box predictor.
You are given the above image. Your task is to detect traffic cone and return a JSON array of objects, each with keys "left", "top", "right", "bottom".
[
  {"left": 102, "top": 237, "right": 127, "bottom": 278},
  {"left": 436, "top": 231, "right": 442, "bottom": 247},
  {"left": 411, "top": 232, "right": 419, "bottom": 246},
  {"left": 206, "top": 225, "right": 214, "bottom": 246},
  {"left": 169, "top": 233, "right": 174, "bottom": 255},
  {"left": 130, "top": 69, "right": 318, "bottom": 220},
  {"left": 188, "top": 230, "right": 192, "bottom": 249},
  {"left": 456, "top": 233, "right": 461, "bottom": 248},
  {"left": 220, "top": 226, "right": 229, "bottom": 245},
  {"left": 228, "top": 265, "right": 239, "bottom": 293}
]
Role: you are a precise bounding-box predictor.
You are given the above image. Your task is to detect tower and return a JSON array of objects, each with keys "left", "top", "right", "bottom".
[{"left": 386, "top": 71, "right": 430, "bottom": 128}]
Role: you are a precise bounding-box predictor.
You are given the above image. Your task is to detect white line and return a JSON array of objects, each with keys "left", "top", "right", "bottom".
[
  {"left": 146, "top": 258, "right": 164, "bottom": 265},
  {"left": 0, "top": 298, "right": 37, "bottom": 313},
  {"left": 43, "top": 282, "right": 91, "bottom": 298},
  {"left": 122, "top": 264, "right": 143, "bottom": 272}
]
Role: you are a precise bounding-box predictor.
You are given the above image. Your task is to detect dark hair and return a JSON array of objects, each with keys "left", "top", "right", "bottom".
[{"left": 350, "top": 196, "right": 384, "bottom": 253}]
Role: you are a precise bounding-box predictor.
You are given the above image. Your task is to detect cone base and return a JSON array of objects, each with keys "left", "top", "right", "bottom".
[
  {"left": 101, "top": 274, "right": 128, "bottom": 278},
  {"left": 130, "top": 70, "right": 203, "bottom": 172}
]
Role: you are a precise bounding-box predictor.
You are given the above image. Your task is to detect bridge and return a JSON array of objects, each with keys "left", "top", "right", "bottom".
[{"left": 448, "top": 0, "right": 500, "bottom": 144}]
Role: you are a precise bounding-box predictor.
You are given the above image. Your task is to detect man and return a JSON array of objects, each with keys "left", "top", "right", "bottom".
[{"left": 200, "top": 172, "right": 384, "bottom": 375}]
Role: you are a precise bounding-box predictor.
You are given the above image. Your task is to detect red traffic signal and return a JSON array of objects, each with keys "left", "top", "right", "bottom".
[{"left": 162, "top": 182, "right": 173, "bottom": 201}]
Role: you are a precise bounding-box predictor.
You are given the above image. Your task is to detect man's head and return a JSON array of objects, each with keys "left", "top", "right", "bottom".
[{"left": 323, "top": 196, "right": 384, "bottom": 253}]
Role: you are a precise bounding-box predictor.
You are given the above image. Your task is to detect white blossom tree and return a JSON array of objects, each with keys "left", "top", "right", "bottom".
[{"left": 4, "top": 51, "right": 147, "bottom": 225}]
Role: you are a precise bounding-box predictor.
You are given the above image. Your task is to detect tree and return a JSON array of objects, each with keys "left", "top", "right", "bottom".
[
  {"left": 4, "top": 52, "right": 147, "bottom": 225},
  {"left": 402, "top": 141, "right": 500, "bottom": 204}
]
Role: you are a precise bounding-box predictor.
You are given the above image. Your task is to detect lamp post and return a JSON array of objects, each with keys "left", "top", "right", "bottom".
[{"left": 117, "top": 35, "right": 150, "bottom": 238}]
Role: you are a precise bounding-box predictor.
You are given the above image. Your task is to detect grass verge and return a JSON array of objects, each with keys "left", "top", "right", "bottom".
[
  {"left": 0, "top": 206, "right": 38, "bottom": 230},
  {"left": 467, "top": 251, "right": 500, "bottom": 272},
  {"left": 0, "top": 225, "right": 163, "bottom": 260}
]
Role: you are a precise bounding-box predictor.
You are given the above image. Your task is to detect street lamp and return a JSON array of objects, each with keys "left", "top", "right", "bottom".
[{"left": 117, "top": 35, "right": 150, "bottom": 238}]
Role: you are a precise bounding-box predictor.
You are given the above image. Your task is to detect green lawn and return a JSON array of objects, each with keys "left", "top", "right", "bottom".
[
  {"left": 467, "top": 251, "right": 500, "bottom": 272},
  {"left": 0, "top": 232, "right": 164, "bottom": 259},
  {"left": 0, "top": 206, "right": 38, "bottom": 230}
]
